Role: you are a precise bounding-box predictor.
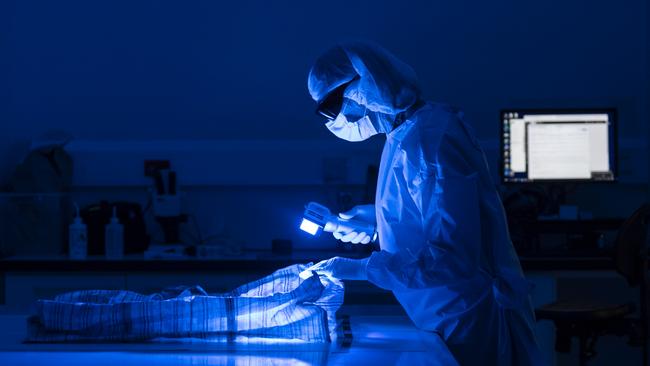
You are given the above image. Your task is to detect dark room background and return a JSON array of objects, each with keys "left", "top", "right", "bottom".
[{"left": 0, "top": 0, "right": 648, "bottom": 250}]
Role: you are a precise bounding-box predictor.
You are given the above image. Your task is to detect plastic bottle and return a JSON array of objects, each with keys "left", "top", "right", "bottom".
[
  {"left": 68, "top": 203, "right": 87, "bottom": 259},
  {"left": 105, "top": 206, "right": 124, "bottom": 259}
]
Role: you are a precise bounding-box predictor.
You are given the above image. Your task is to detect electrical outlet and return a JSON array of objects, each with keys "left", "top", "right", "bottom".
[{"left": 144, "top": 160, "right": 171, "bottom": 177}]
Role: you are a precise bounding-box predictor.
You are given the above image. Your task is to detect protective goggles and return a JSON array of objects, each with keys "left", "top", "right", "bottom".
[{"left": 315, "top": 77, "right": 359, "bottom": 120}]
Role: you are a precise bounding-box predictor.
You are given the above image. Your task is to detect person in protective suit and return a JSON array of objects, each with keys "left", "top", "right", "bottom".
[{"left": 305, "top": 41, "right": 546, "bottom": 365}]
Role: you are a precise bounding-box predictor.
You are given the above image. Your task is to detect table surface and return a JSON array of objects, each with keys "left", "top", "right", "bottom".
[{"left": 0, "top": 305, "right": 458, "bottom": 366}]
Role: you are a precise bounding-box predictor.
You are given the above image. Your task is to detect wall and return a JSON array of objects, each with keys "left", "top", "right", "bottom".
[
  {"left": 2, "top": 0, "right": 647, "bottom": 140},
  {"left": 1, "top": 0, "right": 648, "bottom": 249}
]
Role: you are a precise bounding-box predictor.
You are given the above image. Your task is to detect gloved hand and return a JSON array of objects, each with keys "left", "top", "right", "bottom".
[
  {"left": 302, "top": 256, "right": 369, "bottom": 281},
  {"left": 334, "top": 204, "right": 376, "bottom": 244}
]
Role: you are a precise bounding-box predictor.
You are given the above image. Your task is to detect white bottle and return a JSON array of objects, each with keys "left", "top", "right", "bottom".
[
  {"left": 105, "top": 206, "right": 124, "bottom": 260},
  {"left": 69, "top": 203, "right": 87, "bottom": 260}
]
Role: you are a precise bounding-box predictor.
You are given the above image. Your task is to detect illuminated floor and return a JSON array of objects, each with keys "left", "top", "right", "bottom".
[{"left": 0, "top": 305, "right": 456, "bottom": 365}]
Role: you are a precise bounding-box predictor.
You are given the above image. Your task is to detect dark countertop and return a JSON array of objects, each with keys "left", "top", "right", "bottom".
[
  {"left": 0, "top": 251, "right": 618, "bottom": 272},
  {"left": 0, "top": 251, "right": 359, "bottom": 272}
]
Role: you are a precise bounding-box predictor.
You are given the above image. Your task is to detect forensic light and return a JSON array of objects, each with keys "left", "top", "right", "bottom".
[
  {"left": 300, "top": 202, "right": 377, "bottom": 243},
  {"left": 300, "top": 218, "right": 321, "bottom": 236}
]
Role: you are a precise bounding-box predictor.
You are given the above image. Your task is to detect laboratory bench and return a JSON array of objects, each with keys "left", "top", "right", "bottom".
[
  {"left": 0, "top": 251, "right": 355, "bottom": 272},
  {"left": 0, "top": 251, "right": 395, "bottom": 308},
  {"left": 0, "top": 250, "right": 624, "bottom": 272},
  {"left": 0, "top": 251, "right": 641, "bottom": 365},
  {"left": 0, "top": 250, "right": 630, "bottom": 308}
]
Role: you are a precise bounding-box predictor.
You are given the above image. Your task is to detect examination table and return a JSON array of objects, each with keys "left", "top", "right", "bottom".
[{"left": 0, "top": 305, "right": 457, "bottom": 366}]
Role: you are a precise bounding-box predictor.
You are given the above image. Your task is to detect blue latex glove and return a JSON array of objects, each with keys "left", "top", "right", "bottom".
[
  {"left": 333, "top": 204, "right": 376, "bottom": 244},
  {"left": 302, "top": 256, "right": 370, "bottom": 281}
]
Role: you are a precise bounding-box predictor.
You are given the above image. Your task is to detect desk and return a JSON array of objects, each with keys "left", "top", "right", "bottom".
[{"left": 512, "top": 218, "right": 624, "bottom": 254}]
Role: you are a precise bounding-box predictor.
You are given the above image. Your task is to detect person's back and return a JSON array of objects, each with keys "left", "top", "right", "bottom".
[{"left": 381, "top": 101, "right": 543, "bottom": 365}]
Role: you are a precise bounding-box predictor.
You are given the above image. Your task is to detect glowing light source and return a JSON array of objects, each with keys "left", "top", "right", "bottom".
[{"left": 300, "top": 218, "right": 320, "bottom": 235}]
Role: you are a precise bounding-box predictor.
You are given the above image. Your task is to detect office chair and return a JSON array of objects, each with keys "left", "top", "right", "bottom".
[{"left": 536, "top": 204, "right": 650, "bottom": 366}]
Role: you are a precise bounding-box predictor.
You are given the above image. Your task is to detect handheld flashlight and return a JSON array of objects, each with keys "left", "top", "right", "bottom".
[{"left": 300, "top": 202, "right": 377, "bottom": 243}]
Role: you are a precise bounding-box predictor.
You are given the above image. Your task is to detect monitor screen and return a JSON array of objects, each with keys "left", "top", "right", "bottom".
[{"left": 501, "top": 109, "right": 616, "bottom": 183}]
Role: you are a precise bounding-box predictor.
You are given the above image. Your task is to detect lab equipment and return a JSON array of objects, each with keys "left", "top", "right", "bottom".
[
  {"left": 81, "top": 201, "right": 148, "bottom": 255},
  {"left": 27, "top": 264, "right": 343, "bottom": 343},
  {"left": 104, "top": 206, "right": 124, "bottom": 259},
  {"left": 68, "top": 203, "right": 87, "bottom": 260},
  {"left": 152, "top": 169, "right": 185, "bottom": 243},
  {"left": 501, "top": 109, "right": 617, "bottom": 183},
  {"left": 4, "top": 143, "right": 72, "bottom": 256},
  {"left": 308, "top": 41, "right": 545, "bottom": 365},
  {"left": 301, "top": 202, "right": 377, "bottom": 243},
  {"left": 0, "top": 193, "right": 70, "bottom": 257}
]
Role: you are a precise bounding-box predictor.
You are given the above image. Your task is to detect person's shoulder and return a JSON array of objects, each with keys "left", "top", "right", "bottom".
[
  {"left": 411, "top": 102, "right": 480, "bottom": 164},
  {"left": 392, "top": 102, "right": 454, "bottom": 168},
  {"left": 416, "top": 103, "right": 484, "bottom": 175},
  {"left": 414, "top": 102, "right": 462, "bottom": 127},
  {"left": 405, "top": 102, "right": 460, "bottom": 147}
]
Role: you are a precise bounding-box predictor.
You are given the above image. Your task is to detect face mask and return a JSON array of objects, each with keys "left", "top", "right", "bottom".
[
  {"left": 325, "top": 113, "right": 378, "bottom": 142},
  {"left": 324, "top": 98, "right": 395, "bottom": 142}
]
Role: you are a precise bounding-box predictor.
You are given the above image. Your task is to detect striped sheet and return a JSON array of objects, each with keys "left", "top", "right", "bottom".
[{"left": 26, "top": 264, "right": 343, "bottom": 343}]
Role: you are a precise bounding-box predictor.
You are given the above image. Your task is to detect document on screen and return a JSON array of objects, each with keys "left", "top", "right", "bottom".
[{"left": 527, "top": 123, "right": 591, "bottom": 180}]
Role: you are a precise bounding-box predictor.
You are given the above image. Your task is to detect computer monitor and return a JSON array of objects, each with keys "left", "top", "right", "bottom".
[{"left": 501, "top": 109, "right": 616, "bottom": 183}]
